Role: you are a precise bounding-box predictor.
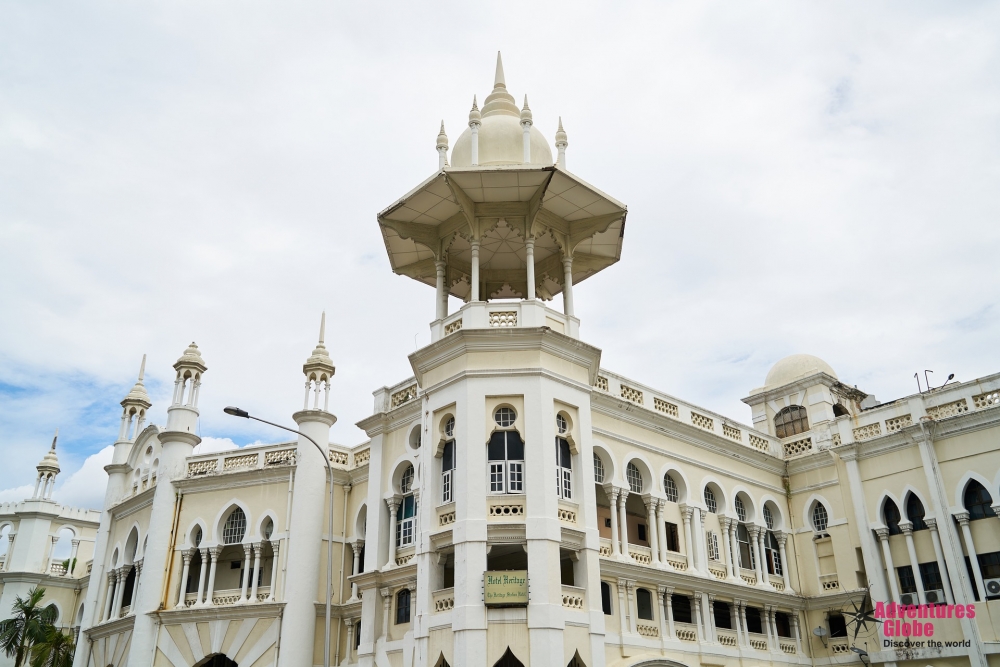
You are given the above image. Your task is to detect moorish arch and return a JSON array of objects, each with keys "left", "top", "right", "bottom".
[
  {"left": 193, "top": 655, "right": 237, "bottom": 667},
  {"left": 492, "top": 648, "right": 525, "bottom": 667}
]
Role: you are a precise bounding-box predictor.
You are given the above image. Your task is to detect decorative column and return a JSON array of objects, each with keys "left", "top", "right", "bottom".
[
  {"left": 250, "top": 542, "right": 262, "bottom": 602},
  {"left": 791, "top": 613, "right": 804, "bottom": 654},
  {"left": 562, "top": 256, "right": 574, "bottom": 317},
  {"left": 707, "top": 594, "right": 717, "bottom": 643},
  {"left": 625, "top": 580, "right": 637, "bottom": 635},
  {"left": 469, "top": 97, "right": 480, "bottom": 166},
  {"left": 205, "top": 546, "right": 221, "bottom": 606},
  {"left": 719, "top": 517, "right": 736, "bottom": 579},
  {"left": 434, "top": 260, "right": 448, "bottom": 321},
  {"left": 757, "top": 526, "right": 769, "bottom": 587},
  {"left": 692, "top": 592, "right": 704, "bottom": 642},
  {"left": 899, "top": 522, "right": 926, "bottom": 602},
  {"left": 606, "top": 486, "right": 621, "bottom": 557},
  {"left": 618, "top": 489, "right": 630, "bottom": 559},
  {"left": 4, "top": 532, "right": 14, "bottom": 571},
  {"left": 738, "top": 600, "right": 750, "bottom": 648},
  {"left": 775, "top": 532, "right": 792, "bottom": 592},
  {"left": 236, "top": 544, "right": 251, "bottom": 603},
  {"left": 266, "top": 541, "right": 280, "bottom": 602},
  {"left": 875, "top": 528, "right": 901, "bottom": 600},
  {"left": 749, "top": 526, "right": 765, "bottom": 585},
  {"left": 386, "top": 498, "right": 401, "bottom": 567},
  {"left": 177, "top": 551, "right": 192, "bottom": 607},
  {"left": 695, "top": 509, "right": 708, "bottom": 572},
  {"left": 111, "top": 568, "right": 126, "bottom": 619},
  {"left": 380, "top": 588, "right": 392, "bottom": 638},
  {"left": 732, "top": 599, "right": 744, "bottom": 648},
  {"left": 955, "top": 512, "right": 986, "bottom": 599},
  {"left": 525, "top": 238, "right": 536, "bottom": 300},
  {"left": 555, "top": 117, "right": 568, "bottom": 169},
  {"left": 659, "top": 586, "right": 674, "bottom": 641},
  {"left": 644, "top": 496, "right": 660, "bottom": 566},
  {"left": 680, "top": 505, "right": 695, "bottom": 571},
  {"left": 345, "top": 617, "right": 356, "bottom": 661},
  {"left": 657, "top": 500, "right": 670, "bottom": 565},
  {"left": 195, "top": 548, "right": 209, "bottom": 605},
  {"left": 69, "top": 539, "right": 80, "bottom": 574},
  {"left": 729, "top": 521, "right": 740, "bottom": 573},
  {"left": 766, "top": 606, "right": 778, "bottom": 649},
  {"left": 129, "top": 561, "right": 142, "bottom": 613},
  {"left": 350, "top": 541, "right": 363, "bottom": 599},
  {"left": 925, "top": 518, "right": 954, "bottom": 604},
  {"left": 616, "top": 579, "right": 629, "bottom": 641},
  {"left": 103, "top": 572, "right": 115, "bottom": 621},
  {"left": 470, "top": 240, "right": 481, "bottom": 302}
]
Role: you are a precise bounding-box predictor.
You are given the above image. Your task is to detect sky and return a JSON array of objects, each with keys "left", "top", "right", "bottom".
[{"left": 2, "top": 2, "right": 999, "bottom": 511}]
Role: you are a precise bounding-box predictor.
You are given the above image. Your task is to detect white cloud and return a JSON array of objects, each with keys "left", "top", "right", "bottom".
[
  {"left": 0, "top": 485, "right": 35, "bottom": 504},
  {"left": 193, "top": 437, "right": 241, "bottom": 455},
  {"left": 55, "top": 445, "right": 113, "bottom": 510}
]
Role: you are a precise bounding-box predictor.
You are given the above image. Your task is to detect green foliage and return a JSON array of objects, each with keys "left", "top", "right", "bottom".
[
  {"left": 0, "top": 587, "right": 71, "bottom": 667},
  {"left": 58, "top": 559, "right": 76, "bottom": 574}
]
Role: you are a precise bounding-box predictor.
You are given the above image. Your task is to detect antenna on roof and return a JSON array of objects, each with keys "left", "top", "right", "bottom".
[
  {"left": 914, "top": 373, "right": 922, "bottom": 394},
  {"left": 924, "top": 370, "right": 933, "bottom": 393}
]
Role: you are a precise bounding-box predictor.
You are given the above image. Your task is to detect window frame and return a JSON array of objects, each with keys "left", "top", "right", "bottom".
[{"left": 774, "top": 405, "right": 809, "bottom": 438}]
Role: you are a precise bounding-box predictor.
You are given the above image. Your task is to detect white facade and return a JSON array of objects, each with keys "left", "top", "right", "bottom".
[{"left": 3, "top": 53, "right": 1000, "bottom": 667}]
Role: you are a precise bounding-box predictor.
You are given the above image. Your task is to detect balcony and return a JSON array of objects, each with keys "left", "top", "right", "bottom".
[
  {"left": 181, "top": 587, "right": 271, "bottom": 607},
  {"left": 747, "top": 632, "right": 768, "bottom": 651},
  {"left": 432, "top": 588, "right": 454, "bottom": 613},
  {"left": 561, "top": 585, "right": 585, "bottom": 610},
  {"left": 433, "top": 300, "right": 580, "bottom": 342},
  {"left": 487, "top": 495, "right": 526, "bottom": 521},
  {"left": 674, "top": 622, "right": 697, "bottom": 642},
  {"left": 716, "top": 628, "right": 738, "bottom": 647}
]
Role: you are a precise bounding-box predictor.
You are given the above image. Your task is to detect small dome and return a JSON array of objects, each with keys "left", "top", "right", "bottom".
[
  {"left": 765, "top": 354, "right": 837, "bottom": 389},
  {"left": 451, "top": 118, "right": 553, "bottom": 167}
]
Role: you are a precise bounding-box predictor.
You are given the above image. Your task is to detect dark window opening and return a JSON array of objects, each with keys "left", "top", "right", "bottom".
[
  {"left": 897, "top": 565, "right": 917, "bottom": 594},
  {"left": 712, "top": 601, "right": 731, "bottom": 629},
  {"left": 396, "top": 589, "right": 411, "bottom": 624},
  {"left": 884, "top": 499, "right": 902, "bottom": 535},
  {"left": 121, "top": 566, "right": 136, "bottom": 607},
  {"left": 560, "top": 556, "right": 575, "bottom": 586},
  {"left": 637, "top": 524, "right": 647, "bottom": 542},
  {"left": 829, "top": 613, "right": 847, "bottom": 638},
  {"left": 636, "top": 588, "right": 653, "bottom": 620},
  {"left": 492, "top": 648, "right": 525, "bottom": 667},
  {"left": 601, "top": 582, "right": 612, "bottom": 615},
  {"left": 906, "top": 495, "right": 927, "bottom": 531},
  {"left": 664, "top": 522, "right": 679, "bottom": 552},
  {"left": 745, "top": 607, "right": 763, "bottom": 634},
  {"left": 672, "top": 595, "right": 692, "bottom": 624},
  {"left": 833, "top": 403, "right": 850, "bottom": 417},
  {"left": 964, "top": 481, "right": 996, "bottom": 520},
  {"left": 775, "top": 612, "right": 791, "bottom": 637}
]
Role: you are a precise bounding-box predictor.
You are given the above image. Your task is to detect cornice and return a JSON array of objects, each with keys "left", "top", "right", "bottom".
[
  {"left": 356, "top": 401, "right": 420, "bottom": 435},
  {"left": 350, "top": 563, "right": 417, "bottom": 591},
  {"left": 590, "top": 395, "right": 785, "bottom": 476},
  {"left": 84, "top": 614, "right": 135, "bottom": 640},
  {"left": 420, "top": 366, "right": 593, "bottom": 400},
  {"left": 785, "top": 450, "right": 836, "bottom": 475},
  {"left": 408, "top": 327, "right": 602, "bottom": 388},
  {"left": 158, "top": 431, "right": 202, "bottom": 447},
  {"left": 174, "top": 465, "right": 297, "bottom": 493},
  {"left": 110, "top": 490, "right": 155, "bottom": 520}
]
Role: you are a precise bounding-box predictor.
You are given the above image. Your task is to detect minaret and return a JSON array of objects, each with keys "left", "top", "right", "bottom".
[
  {"left": 555, "top": 117, "right": 568, "bottom": 169},
  {"left": 520, "top": 96, "right": 532, "bottom": 163},
  {"left": 72, "top": 355, "right": 156, "bottom": 667},
  {"left": 468, "top": 96, "right": 481, "bottom": 166},
  {"left": 32, "top": 430, "right": 60, "bottom": 500},
  {"left": 436, "top": 121, "right": 449, "bottom": 171},
  {"left": 279, "top": 315, "right": 338, "bottom": 667},
  {"left": 126, "top": 343, "right": 207, "bottom": 665}
]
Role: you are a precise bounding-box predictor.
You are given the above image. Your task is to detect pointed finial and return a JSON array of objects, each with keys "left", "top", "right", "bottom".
[
  {"left": 494, "top": 51, "right": 506, "bottom": 89},
  {"left": 318, "top": 311, "right": 327, "bottom": 345},
  {"left": 520, "top": 95, "right": 532, "bottom": 124},
  {"left": 304, "top": 312, "right": 336, "bottom": 380},
  {"left": 555, "top": 117, "right": 568, "bottom": 168},
  {"left": 469, "top": 96, "right": 481, "bottom": 126},
  {"left": 51, "top": 428, "right": 58, "bottom": 451},
  {"left": 436, "top": 121, "right": 448, "bottom": 149},
  {"left": 137, "top": 353, "right": 146, "bottom": 383}
]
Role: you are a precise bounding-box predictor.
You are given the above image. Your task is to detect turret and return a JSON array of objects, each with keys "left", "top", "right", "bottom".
[
  {"left": 118, "top": 355, "right": 151, "bottom": 443},
  {"left": 302, "top": 312, "right": 337, "bottom": 412},
  {"left": 555, "top": 116, "right": 568, "bottom": 169},
  {"left": 167, "top": 342, "right": 207, "bottom": 433},
  {"left": 436, "top": 121, "right": 449, "bottom": 171},
  {"left": 32, "top": 430, "right": 60, "bottom": 500}
]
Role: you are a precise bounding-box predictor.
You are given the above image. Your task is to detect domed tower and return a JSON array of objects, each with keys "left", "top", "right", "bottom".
[
  {"left": 377, "top": 52, "right": 627, "bottom": 339},
  {"left": 32, "top": 430, "right": 60, "bottom": 501},
  {"left": 110, "top": 355, "right": 153, "bottom": 469}
]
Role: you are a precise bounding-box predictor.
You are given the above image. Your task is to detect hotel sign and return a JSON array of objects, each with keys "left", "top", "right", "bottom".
[{"left": 484, "top": 571, "right": 528, "bottom": 607}]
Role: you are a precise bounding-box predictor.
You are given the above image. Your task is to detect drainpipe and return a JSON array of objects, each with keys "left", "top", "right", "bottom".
[{"left": 334, "top": 484, "right": 352, "bottom": 665}]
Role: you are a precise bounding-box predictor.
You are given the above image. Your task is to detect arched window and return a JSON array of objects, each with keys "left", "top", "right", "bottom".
[
  {"left": 593, "top": 454, "right": 605, "bottom": 483},
  {"left": 395, "top": 588, "right": 411, "bottom": 624},
  {"left": 555, "top": 434, "right": 572, "bottom": 500},
  {"left": 223, "top": 508, "right": 247, "bottom": 544},
  {"left": 636, "top": 588, "right": 653, "bottom": 620},
  {"left": 626, "top": 463, "right": 642, "bottom": 493},
  {"left": 963, "top": 480, "right": 996, "bottom": 520},
  {"left": 736, "top": 523, "right": 755, "bottom": 570},
  {"left": 444, "top": 416, "right": 455, "bottom": 438},
  {"left": 488, "top": 411, "right": 525, "bottom": 494},
  {"left": 600, "top": 581, "right": 612, "bottom": 615},
  {"left": 906, "top": 495, "right": 927, "bottom": 531},
  {"left": 704, "top": 487, "right": 717, "bottom": 513},
  {"left": 833, "top": 403, "right": 850, "bottom": 417},
  {"left": 396, "top": 466, "right": 417, "bottom": 548},
  {"left": 774, "top": 405, "right": 809, "bottom": 438},
  {"left": 883, "top": 499, "right": 902, "bottom": 535},
  {"left": 812, "top": 503, "right": 829, "bottom": 532},
  {"left": 763, "top": 505, "right": 774, "bottom": 529},
  {"left": 765, "top": 531, "right": 782, "bottom": 575},
  {"left": 663, "top": 474, "right": 678, "bottom": 502},
  {"left": 263, "top": 519, "right": 274, "bottom": 540},
  {"left": 735, "top": 496, "right": 747, "bottom": 522}
]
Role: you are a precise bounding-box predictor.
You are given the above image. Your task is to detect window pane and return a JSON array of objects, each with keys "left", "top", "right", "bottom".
[
  {"left": 506, "top": 432, "right": 525, "bottom": 460},
  {"left": 443, "top": 441, "right": 454, "bottom": 471},
  {"left": 488, "top": 432, "right": 506, "bottom": 461},
  {"left": 508, "top": 462, "right": 523, "bottom": 492},
  {"left": 636, "top": 589, "right": 653, "bottom": 620}
]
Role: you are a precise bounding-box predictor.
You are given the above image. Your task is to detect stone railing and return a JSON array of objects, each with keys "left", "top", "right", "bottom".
[
  {"left": 390, "top": 384, "right": 418, "bottom": 409},
  {"left": 599, "top": 538, "right": 613, "bottom": 557},
  {"left": 593, "top": 369, "right": 779, "bottom": 457},
  {"left": 487, "top": 496, "right": 525, "bottom": 519},
  {"left": 119, "top": 606, "right": 130, "bottom": 618},
  {"left": 780, "top": 641, "right": 797, "bottom": 654},
  {"left": 819, "top": 573, "right": 839, "bottom": 591},
  {"left": 637, "top": 623, "right": 658, "bottom": 638},
  {"left": 87, "top": 560, "right": 93, "bottom": 574},
  {"left": 438, "top": 504, "right": 456, "bottom": 526},
  {"left": 747, "top": 633, "right": 768, "bottom": 651},
  {"left": 628, "top": 545, "right": 652, "bottom": 565},
  {"left": 768, "top": 575, "right": 785, "bottom": 591},
  {"left": 186, "top": 444, "right": 298, "bottom": 478},
  {"left": 717, "top": 628, "right": 737, "bottom": 647},
  {"left": 433, "top": 300, "right": 580, "bottom": 342},
  {"left": 354, "top": 449, "right": 370, "bottom": 467},
  {"left": 49, "top": 562, "right": 67, "bottom": 576},
  {"left": 432, "top": 588, "right": 454, "bottom": 612},
  {"left": 181, "top": 587, "right": 271, "bottom": 607},
  {"left": 830, "top": 640, "right": 850, "bottom": 654},
  {"left": 782, "top": 437, "right": 813, "bottom": 457},
  {"left": 328, "top": 449, "right": 349, "bottom": 466},
  {"left": 557, "top": 501, "right": 578, "bottom": 524},
  {"left": 674, "top": 623, "right": 697, "bottom": 642},
  {"left": 395, "top": 551, "right": 415, "bottom": 567},
  {"left": 561, "top": 585, "right": 585, "bottom": 610},
  {"left": 739, "top": 569, "right": 757, "bottom": 586},
  {"left": 664, "top": 552, "right": 688, "bottom": 570},
  {"left": 708, "top": 565, "right": 727, "bottom": 580}
]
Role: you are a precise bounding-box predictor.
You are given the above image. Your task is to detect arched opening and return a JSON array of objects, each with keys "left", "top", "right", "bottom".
[
  {"left": 52, "top": 527, "right": 76, "bottom": 574},
  {"left": 488, "top": 408, "right": 524, "bottom": 495},
  {"left": 121, "top": 566, "right": 137, "bottom": 609},
  {"left": 833, "top": 403, "right": 850, "bottom": 418},
  {"left": 883, "top": 498, "right": 902, "bottom": 535},
  {"left": 906, "top": 494, "right": 927, "bottom": 531},
  {"left": 567, "top": 651, "right": 587, "bottom": 667},
  {"left": 600, "top": 581, "right": 612, "bottom": 615},
  {"left": 636, "top": 588, "right": 653, "bottom": 620},
  {"left": 442, "top": 418, "right": 456, "bottom": 504},
  {"left": 216, "top": 507, "right": 251, "bottom": 595},
  {"left": 396, "top": 464, "right": 416, "bottom": 549},
  {"left": 774, "top": 405, "right": 809, "bottom": 438},
  {"left": 555, "top": 419, "right": 573, "bottom": 500},
  {"left": 408, "top": 425, "right": 422, "bottom": 450},
  {"left": 811, "top": 502, "right": 830, "bottom": 533},
  {"left": 433, "top": 654, "right": 451, "bottom": 667},
  {"left": 492, "top": 648, "right": 525, "bottom": 667},
  {"left": 193, "top": 655, "right": 237, "bottom": 667},
  {"left": 963, "top": 480, "right": 996, "bottom": 520},
  {"left": 671, "top": 594, "right": 692, "bottom": 623},
  {"left": 0, "top": 524, "right": 11, "bottom": 563}
]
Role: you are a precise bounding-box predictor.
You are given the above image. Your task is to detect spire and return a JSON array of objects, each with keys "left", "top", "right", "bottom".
[
  {"left": 555, "top": 117, "right": 569, "bottom": 169},
  {"left": 303, "top": 312, "right": 336, "bottom": 411},
  {"left": 494, "top": 51, "right": 506, "bottom": 89},
  {"left": 34, "top": 429, "right": 61, "bottom": 499},
  {"left": 468, "top": 96, "right": 481, "bottom": 126},
  {"left": 123, "top": 354, "right": 152, "bottom": 408},
  {"left": 436, "top": 121, "right": 449, "bottom": 170},
  {"left": 50, "top": 428, "right": 58, "bottom": 451},
  {"left": 482, "top": 52, "right": 518, "bottom": 118},
  {"left": 520, "top": 95, "right": 532, "bottom": 124}
]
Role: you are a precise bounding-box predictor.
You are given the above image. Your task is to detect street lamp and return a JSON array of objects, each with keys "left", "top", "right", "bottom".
[
  {"left": 851, "top": 646, "right": 870, "bottom": 666},
  {"left": 225, "top": 406, "right": 335, "bottom": 667}
]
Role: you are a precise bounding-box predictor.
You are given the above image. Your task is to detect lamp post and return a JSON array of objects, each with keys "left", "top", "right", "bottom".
[{"left": 225, "top": 406, "right": 335, "bottom": 667}]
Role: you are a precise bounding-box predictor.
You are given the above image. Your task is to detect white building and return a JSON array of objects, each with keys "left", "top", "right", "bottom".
[{"left": 4, "top": 53, "right": 1000, "bottom": 667}]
